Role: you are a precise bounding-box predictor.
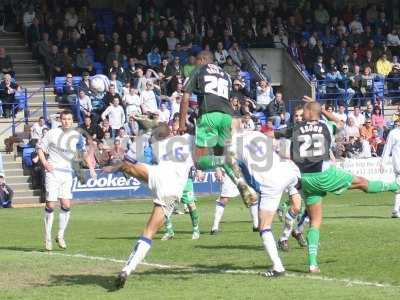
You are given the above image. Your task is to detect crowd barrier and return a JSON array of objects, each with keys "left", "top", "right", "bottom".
[{"left": 72, "top": 170, "right": 221, "bottom": 200}]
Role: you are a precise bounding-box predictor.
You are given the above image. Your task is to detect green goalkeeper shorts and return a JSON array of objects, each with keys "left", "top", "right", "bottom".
[
  {"left": 181, "top": 178, "right": 196, "bottom": 205},
  {"left": 301, "top": 166, "right": 354, "bottom": 206},
  {"left": 195, "top": 112, "right": 232, "bottom": 148}
]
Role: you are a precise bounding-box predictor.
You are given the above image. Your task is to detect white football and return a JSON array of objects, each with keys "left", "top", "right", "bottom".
[{"left": 90, "top": 75, "right": 110, "bottom": 94}]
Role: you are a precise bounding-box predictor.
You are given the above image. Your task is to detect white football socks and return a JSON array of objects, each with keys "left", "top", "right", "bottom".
[
  {"left": 211, "top": 200, "right": 225, "bottom": 231},
  {"left": 123, "top": 237, "right": 152, "bottom": 275},
  {"left": 44, "top": 207, "right": 54, "bottom": 241},
  {"left": 394, "top": 194, "right": 400, "bottom": 212},
  {"left": 280, "top": 210, "right": 297, "bottom": 241},
  {"left": 249, "top": 202, "right": 259, "bottom": 229},
  {"left": 260, "top": 228, "right": 285, "bottom": 272},
  {"left": 58, "top": 207, "right": 71, "bottom": 239}
]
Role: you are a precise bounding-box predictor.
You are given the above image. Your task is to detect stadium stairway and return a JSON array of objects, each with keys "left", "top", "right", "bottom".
[{"left": 0, "top": 32, "right": 62, "bottom": 205}]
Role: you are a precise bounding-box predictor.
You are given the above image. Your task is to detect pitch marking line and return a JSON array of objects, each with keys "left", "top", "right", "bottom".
[{"left": 27, "top": 251, "right": 398, "bottom": 289}]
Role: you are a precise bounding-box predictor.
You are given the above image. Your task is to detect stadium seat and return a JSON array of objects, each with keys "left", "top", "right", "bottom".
[
  {"left": 93, "top": 62, "right": 104, "bottom": 74},
  {"left": 54, "top": 76, "right": 66, "bottom": 95},
  {"left": 15, "top": 89, "right": 27, "bottom": 111},
  {"left": 73, "top": 76, "right": 82, "bottom": 85},
  {"left": 22, "top": 147, "right": 36, "bottom": 168}
]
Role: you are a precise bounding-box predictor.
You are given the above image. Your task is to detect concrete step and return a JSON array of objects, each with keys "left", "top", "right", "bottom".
[
  {"left": 8, "top": 52, "right": 33, "bottom": 60},
  {"left": 14, "top": 65, "right": 41, "bottom": 74},
  {"left": 13, "top": 195, "right": 41, "bottom": 204},
  {"left": 0, "top": 32, "right": 23, "bottom": 38},
  {"left": 5, "top": 168, "right": 31, "bottom": 177},
  {"left": 4, "top": 45, "right": 29, "bottom": 51},
  {"left": 1, "top": 154, "right": 21, "bottom": 163},
  {"left": 15, "top": 189, "right": 42, "bottom": 197},
  {"left": 0, "top": 38, "right": 25, "bottom": 46},
  {"left": 5, "top": 175, "right": 30, "bottom": 184},
  {"left": 13, "top": 59, "right": 38, "bottom": 65},
  {"left": 3, "top": 161, "right": 22, "bottom": 169},
  {"left": 9, "top": 182, "right": 33, "bottom": 192},
  {"left": 16, "top": 73, "right": 43, "bottom": 81}
]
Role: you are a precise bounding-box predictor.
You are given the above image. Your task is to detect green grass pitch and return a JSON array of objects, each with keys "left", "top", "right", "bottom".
[{"left": 1, "top": 191, "right": 400, "bottom": 300}]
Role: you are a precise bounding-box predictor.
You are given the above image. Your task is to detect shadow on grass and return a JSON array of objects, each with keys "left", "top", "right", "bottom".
[
  {"left": 48, "top": 274, "right": 119, "bottom": 292},
  {"left": 123, "top": 212, "right": 149, "bottom": 215},
  {"left": 324, "top": 215, "right": 387, "bottom": 219},
  {"left": 194, "top": 244, "right": 263, "bottom": 251},
  {"left": 0, "top": 246, "right": 42, "bottom": 252}
]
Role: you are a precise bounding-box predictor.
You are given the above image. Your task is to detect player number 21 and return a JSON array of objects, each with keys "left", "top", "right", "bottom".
[
  {"left": 204, "top": 76, "right": 229, "bottom": 99},
  {"left": 298, "top": 134, "right": 325, "bottom": 158}
]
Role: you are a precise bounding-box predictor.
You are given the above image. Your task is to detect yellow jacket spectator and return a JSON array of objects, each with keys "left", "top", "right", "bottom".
[{"left": 376, "top": 53, "right": 393, "bottom": 76}]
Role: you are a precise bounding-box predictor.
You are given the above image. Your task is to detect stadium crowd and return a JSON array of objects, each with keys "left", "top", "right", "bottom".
[{"left": 0, "top": 0, "right": 399, "bottom": 184}]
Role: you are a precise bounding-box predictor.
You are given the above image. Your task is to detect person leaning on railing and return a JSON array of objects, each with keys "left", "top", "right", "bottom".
[{"left": 0, "top": 74, "right": 20, "bottom": 118}]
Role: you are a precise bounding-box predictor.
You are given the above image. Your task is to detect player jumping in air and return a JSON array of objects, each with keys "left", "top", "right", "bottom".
[
  {"left": 103, "top": 124, "right": 195, "bottom": 289},
  {"left": 381, "top": 119, "right": 400, "bottom": 218},
  {"left": 273, "top": 100, "right": 400, "bottom": 273},
  {"left": 178, "top": 50, "right": 257, "bottom": 207},
  {"left": 37, "top": 110, "right": 94, "bottom": 251}
]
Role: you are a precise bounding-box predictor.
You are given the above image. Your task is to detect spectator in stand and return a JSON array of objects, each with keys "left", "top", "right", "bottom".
[
  {"left": 358, "top": 134, "right": 372, "bottom": 158},
  {"left": 228, "top": 42, "right": 243, "bottom": 67},
  {"left": 255, "top": 80, "right": 274, "bottom": 112},
  {"left": 222, "top": 56, "right": 237, "bottom": 78},
  {"left": 345, "top": 136, "right": 362, "bottom": 158},
  {"left": 116, "top": 127, "right": 131, "bottom": 151},
  {"left": 387, "top": 28, "right": 400, "bottom": 48},
  {"left": 376, "top": 53, "right": 393, "bottom": 76},
  {"left": 166, "top": 30, "right": 180, "bottom": 51},
  {"left": 65, "top": 7, "right": 78, "bottom": 28},
  {"left": 387, "top": 63, "right": 400, "bottom": 104},
  {"left": 109, "top": 71, "right": 124, "bottom": 95},
  {"left": 360, "top": 119, "right": 374, "bottom": 140},
  {"left": 314, "top": 3, "right": 330, "bottom": 30},
  {"left": 30, "top": 117, "right": 47, "bottom": 145},
  {"left": 363, "top": 104, "right": 374, "bottom": 119},
  {"left": 62, "top": 73, "right": 77, "bottom": 106},
  {"left": 0, "top": 173, "right": 13, "bottom": 208},
  {"left": 44, "top": 45, "right": 63, "bottom": 83},
  {"left": 27, "top": 18, "right": 41, "bottom": 56},
  {"left": 60, "top": 47, "right": 74, "bottom": 75},
  {"left": 79, "top": 72, "right": 92, "bottom": 97},
  {"left": 369, "top": 128, "right": 385, "bottom": 157},
  {"left": 101, "top": 97, "right": 126, "bottom": 138},
  {"left": 266, "top": 92, "right": 290, "bottom": 129},
  {"left": 132, "top": 68, "right": 148, "bottom": 93},
  {"left": 230, "top": 96, "right": 242, "bottom": 117},
  {"left": 94, "top": 140, "right": 111, "bottom": 167},
  {"left": 313, "top": 56, "right": 326, "bottom": 89},
  {"left": 241, "top": 113, "right": 255, "bottom": 131},
  {"left": 110, "top": 139, "right": 125, "bottom": 163},
  {"left": 78, "top": 89, "right": 92, "bottom": 124},
  {"left": 183, "top": 55, "right": 196, "bottom": 78},
  {"left": 104, "top": 84, "right": 121, "bottom": 108},
  {"left": 97, "top": 119, "right": 112, "bottom": 140},
  {"left": 0, "top": 48, "right": 14, "bottom": 77},
  {"left": 123, "top": 87, "right": 141, "bottom": 117},
  {"left": 80, "top": 115, "right": 99, "bottom": 140},
  {"left": 147, "top": 46, "right": 161, "bottom": 67},
  {"left": 371, "top": 106, "right": 385, "bottom": 136},
  {"left": 0, "top": 74, "right": 19, "bottom": 118},
  {"left": 23, "top": 5, "right": 35, "bottom": 45},
  {"left": 106, "top": 44, "right": 124, "bottom": 70},
  {"left": 231, "top": 79, "right": 247, "bottom": 102},
  {"left": 140, "top": 81, "right": 158, "bottom": 114},
  {"left": 214, "top": 41, "right": 229, "bottom": 66},
  {"left": 109, "top": 61, "right": 125, "bottom": 84},
  {"left": 124, "top": 115, "right": 139, "bottom": 138},
  {"left": 76, "top": 47, "right": 93, "bottom": 75},
  {"left": 348, "top": 106, "right": 366, "bottom": 128},
  {"left": 338, "top": 64, "right": 355, "bottom": 105},
  {"left": 362, "top": 50, "right": 376, "bottom": 71},
  {"left": 158, "top": 103, "right": 170, "bottom": 123},
  {"left": 345, "top": 117, "right": 361, "bottom": 139},
  {"left": 359, "top": 66, "right": 375, "bottom": 105},
  {"left": 334, "top": 104, "right": 348, "bottom": 123}
]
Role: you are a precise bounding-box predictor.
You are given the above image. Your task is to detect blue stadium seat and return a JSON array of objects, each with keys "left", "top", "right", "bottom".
[
  {"left": 93, "top": 62, "right": 104, "bottom": 74},
  {"left": 73, "top": 76, "right": 82, "bottom": 85},
  {"left": 191, "top": 44, "right": 202, "bottom": 55},
  {"left": 22, "top": 147, "right": 36, "bottom": 168},
  {"left": 54, "top": 76, "right": 66, "bottom": 95},
  {"left": 15, "top": 89, "right": 27, "bottom": 110}
]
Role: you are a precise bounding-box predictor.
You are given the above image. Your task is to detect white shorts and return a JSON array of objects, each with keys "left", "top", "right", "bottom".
[
  {"left": 220, "top": 176, "right": 240, "bottom": 198},
  {"left": 45, "top": 170, "right": 73, "bottom": 202},
  {"left": 146, "top": 164, "right": 182, "bottom": 217},
  {"left": 259, "top": 162, "right": 300, "bottom": 212}
]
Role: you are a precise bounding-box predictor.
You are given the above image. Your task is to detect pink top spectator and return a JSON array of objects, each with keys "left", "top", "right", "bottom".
[{"left": 371, "top": 114, "right": 385, "bottom": 128}]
